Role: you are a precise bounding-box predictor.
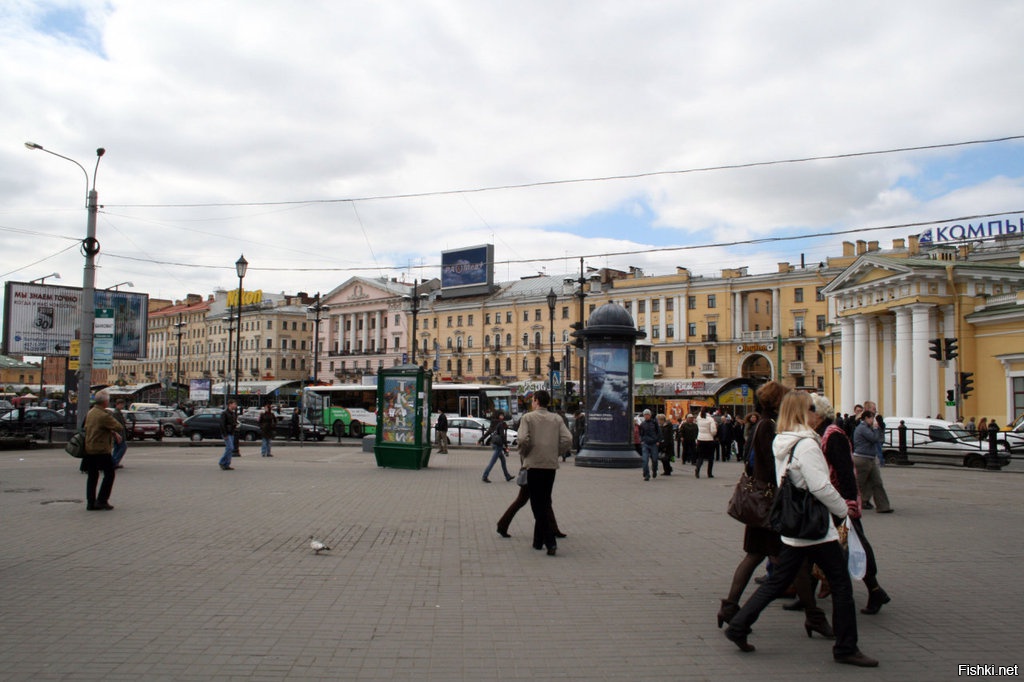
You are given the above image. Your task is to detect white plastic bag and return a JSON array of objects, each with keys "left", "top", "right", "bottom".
[{"left": 846, "top": 518, "right": 867, "bottom": 580}]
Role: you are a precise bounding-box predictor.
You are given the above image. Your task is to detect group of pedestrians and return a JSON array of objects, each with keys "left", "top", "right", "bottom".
[{"left": 718, "top": 382, "right": 889, "bottom": 668}]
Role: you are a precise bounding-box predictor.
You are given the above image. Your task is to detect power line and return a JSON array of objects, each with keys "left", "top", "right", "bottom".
[{"left": 104, "top": 135, "right": 1024, "bottom": 209}]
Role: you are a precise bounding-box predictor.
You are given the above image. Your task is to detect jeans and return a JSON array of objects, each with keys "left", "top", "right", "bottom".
[
  {"left": 727, "top": 539, "right": 859, "bottom": 658},
  {"left": 219, "top": 435, "right": 235, "bottom": 467},
  {"left": 482, "top": 443, "right": 511, "bottom": 480},
  {"left": 112, "top": 439, "right": 128, "bottom": 466},
  {"left": 261, "top": 437, "right": 272, "bottom": 456},
  {"left": 641, "top": 442, "right": 659, "bottom": 478}
]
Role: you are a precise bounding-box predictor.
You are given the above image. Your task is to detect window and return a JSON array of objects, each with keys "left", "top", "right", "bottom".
[
  {"left": 292, "top": 322, "right": 297, "bottom": 331},
  {"left": 687, "top": 295, "right": 696, "bottom": 310},
  {"left": 505, "top": 358, "right": 512, "bottom": 372},
  {"left": 665, "top": 298, "right": 674, "bottom": 311},
  {"left": 652, "top": 327, "right": 660, "bottom": 339},
  {"left": 688, "top": 322, "right": 697, "bottom": 337},
  {"left": 707, "top": 322, "right": 717, "bottom": 338},
  {"left": 522, "top": 333, "right": 529, "bottom": 346},
  {"left": 561, "top": 306, "right": 569, "bottom": 319},
  {"left": 484, "top": 334, "right": 491, "bottom": 347},
  {"left": 795, "top": 344, "right": 805, "bottom": 361},
  {"left": 794, "top": 288, "right": 804, "bottom": 303},
  {"left": 638, "top": 300, "right": 646, "bottom": 314},
  {"left": 467, "top": 359, "right": 472, "bottom": 372},
  {"left": 522, "top": 358, "right": 529, "bottom": 371},
  {"left": 651, "top": 299, "right": 660, "bottom": 312},
  {"left": 816, "top": 315, "right": 827, "bottom": 332},
  {"left": 506, "top": 312, "right": 512, "bottom": 323},
  {"left": 433, "top": 318, "right": 438, "bottom": 329},
  {"left": 816, "top": 286, "right": 826, "bottom": 302},
  {"left": 524, "top": 311, "right": 530, "bottom": 322},
  {"left": 467, "top": 336, "right": 474, "bottom": 349},
  {"left": 447, "top": 316, "right": 453, "bottom": 328},
  {"left": 484, "top": 359, "right": 490, "bottom": 373},
  {"left": 457, "top": 315, "right": 463, "bottom": 327},
  {"left": 266, "top": 357, "right": 272, "bottom": 369},
  {"left": 665, "top": 350, "right": 674, "bottom": 367},
  {"left": 485, "top": 313, "right": 491, "bottom": 325},
  {"left": 446, "top": 338, "right": 453, "bottom": 349},
  {"left": 666, "top": 324, "right": 674, "bottom": 338},
  {"left": 267, "top": 320, "right": 273, "bottom": 330},
  {"left": 467, "top": 315, "right": 474, "bottom": 326},
  {"left": 794, "top": 315, "right": 805, "bottom": 336},
  {"left": 707, "top": 348, "right": 717, "bottom": 363},
  {"left": 535, "top": 309, "right": 542, "bottom": 321},
  {"left": 707, "top": 294, "right": 716, "bottom": 309},
  {"left": 266, "top": 338, "right": 272, "bottom": 349}
]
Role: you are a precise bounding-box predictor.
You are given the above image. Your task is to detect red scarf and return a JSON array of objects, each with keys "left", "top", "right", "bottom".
[{"left": 821, "top": 423, "right": 862, "bottom": 519}]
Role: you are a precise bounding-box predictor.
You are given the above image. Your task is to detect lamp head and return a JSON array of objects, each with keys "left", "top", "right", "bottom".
[
  {"left": 235, "top": 254, "right": 248, "bottom": 279},
  {"left": 24, "top": 142, "right": 43, "bottom": 150},
  {"left": 546, "top": 288, "right": 557, "bottom": 310}
]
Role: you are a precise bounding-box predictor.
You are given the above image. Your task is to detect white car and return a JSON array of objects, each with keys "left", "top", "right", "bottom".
[
  {"left": 442, "top": 416, "right": 518, "bottom": 447},
  {"left": 882, "top": 417, "right": 1010, "bottom": 469}
]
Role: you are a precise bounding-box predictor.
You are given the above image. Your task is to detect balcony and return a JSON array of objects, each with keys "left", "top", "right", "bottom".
[
  {"left": 789, "top": 327, "right": 807, "bottom": 339},
  {"left": 741, "top": 330, "right": 776, "bottom": 342},
  {"left": 700, "top": 362, "right": 718, "bottom": 375},
  {"left": 788, "top": 361, "right": 805, "bottom": 375},
  {"left": 701, "top": 333, "right": 718, "bottom": 343}
]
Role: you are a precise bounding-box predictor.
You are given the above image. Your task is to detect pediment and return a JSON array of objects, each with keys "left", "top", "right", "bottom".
[{"left": 821, "top": 256, "right": 915, "bottom": 295}]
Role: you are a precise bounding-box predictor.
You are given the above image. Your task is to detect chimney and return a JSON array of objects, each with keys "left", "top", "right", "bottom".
[
  {"left": 868, "top": 241, "right": 879, "bottom": 252},
  {"left": 908, "top": 234, "right": 920, "bottom": 255},
  {"left": 856, "top": 240, "right": 867, "bottom": 255},
  {"left": 893, "top": 238, "right": 905, "bottom": 250},
  {"left": 777, "top": 262, "right": 793, "bottom": 273},
  {"left": 843, "top": 241, "right": 855, "bottom": 257}
]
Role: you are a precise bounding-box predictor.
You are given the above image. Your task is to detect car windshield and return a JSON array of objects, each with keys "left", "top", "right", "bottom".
[{"left": 948, "top": 425, "right": 973, "bottom": 439}]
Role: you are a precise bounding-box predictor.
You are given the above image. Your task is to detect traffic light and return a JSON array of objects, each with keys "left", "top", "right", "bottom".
[
  {"left": 946, "top": 389, "right": 955, "bottom": 403},
  {"left": 944, "top": 337, "right": 959, "bottom": 360},
  {"left": 570, "top": 321, "right": 585, "bottom": 349},
  {"left": 959, "top": 371, "right": 975, "bottom": 399},
  {"left": 928, "top": 338, "right": 943, "bottom": 361}
]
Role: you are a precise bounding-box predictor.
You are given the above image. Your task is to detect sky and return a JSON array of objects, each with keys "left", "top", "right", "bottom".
[{"left": 3, "top": 0, "right": 1024, "bottom": 319}]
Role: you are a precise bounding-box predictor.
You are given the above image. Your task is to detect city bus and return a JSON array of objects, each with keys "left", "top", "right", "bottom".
[
  {"left": 431, "top": 383, "right": 515, "bottom": 421},
  {"left": 303, "top": 385, "right": 378, "bottom": 438}
]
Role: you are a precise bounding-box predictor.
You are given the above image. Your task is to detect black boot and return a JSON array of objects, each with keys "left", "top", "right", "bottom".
[
  {"left": 804, "top": 607, "right": 835, "bottom": 639},
  {"left": 861, "top": 587, "right": 891, "bottom": 615},
  {"left": 717, "top": 599, "right": 739, "bottom": 628}
]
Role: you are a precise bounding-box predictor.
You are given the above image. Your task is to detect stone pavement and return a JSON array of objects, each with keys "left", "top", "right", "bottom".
[{"left": 0, "top": 441, "right": 1021, "bottom": 681}]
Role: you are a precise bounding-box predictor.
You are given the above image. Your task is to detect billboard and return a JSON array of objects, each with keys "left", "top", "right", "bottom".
[
  {"left": 2, "top": 282, "right": 148, "bottom": 359},
  {"left": 440, "top": 244, "right": 494, "bottom": 297},
  {"left": 919, "top": 213, "right": 1023, "bottom": 245},
  {"left": 585, "top": 344, "right": 633, "bottom": 445}
]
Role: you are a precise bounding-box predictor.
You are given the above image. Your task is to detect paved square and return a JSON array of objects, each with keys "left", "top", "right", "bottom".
[{"left": 1, "top": 441, "right": 1021, "bottom": 680}]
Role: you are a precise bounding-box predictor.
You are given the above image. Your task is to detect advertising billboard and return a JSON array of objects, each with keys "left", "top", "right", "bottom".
[
  {"left": 2, "top": 282, "right": 148, "bottom": 359},
  {"left": 585, "top": 344, "right": 633, "bottom": 445},
  {"left": 440, "top": 244, "right": 494, "bottom": 297}
]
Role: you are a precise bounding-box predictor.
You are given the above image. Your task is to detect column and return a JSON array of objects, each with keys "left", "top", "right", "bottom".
[
  {"left": 853, "top": 316, "right": 870, "bottom": 406},
  {"left": 879, "top": 316, "right": 894, "bottom": 415},
  {"left": 894, "top": 307, "right": 913, "bottom": 417},
  {"left": 643, "top": 298, "right": 652, "bottom": 339},
  {"left": 658, "top": 297, "right": 666, "bottom": 342},
  {"left": 733, "top": 292, "right": 742, "bottom": 340},
  {"left": 374, "top": 311, "right": 382, "bottom": 352},
  {"left": 771, "top": 288, "right": 781, "bottom": 336},
  {"left": 911, "top": 304, "right": 932, "bottom": 418},
  {"left": 867, "top": 317, "right": 879, "bottom": 404},
  {"left": 840, "top": 317, "right": 855, "bottom": 412},
  {"left": 348, "top": 312, "right": 357, "bottom": 353},
  {"left": 360, "top": 312, "right": 369, "bottom": 353}
]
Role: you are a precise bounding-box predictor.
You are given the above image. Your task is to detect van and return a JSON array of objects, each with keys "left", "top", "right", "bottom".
[
  {"left": 127, "top": 402, "right": 162, "bottom": 412},
  {"left": 882, "top": 417, "right": 1011, "bottom": 469}
]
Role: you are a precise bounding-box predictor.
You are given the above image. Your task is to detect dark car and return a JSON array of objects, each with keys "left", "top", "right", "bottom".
[
  {"left": 122, "top": 411, "right": 163, "bottom": 441},
  {"left": 140, "top": 408, "right": 188, "bottom": 437},
  {"left": 240, "top": 413, "right": 327, "bottom": 441},
  {"left": 0, "top": 407, "right": 64, "bottom": 439},
  {"left": 183, "top": 413, "right": 261, "bottom": 442}
]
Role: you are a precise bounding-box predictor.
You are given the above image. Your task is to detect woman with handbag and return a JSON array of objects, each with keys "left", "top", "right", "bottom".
[{"left": 725, "top": 391, "right": 878, "bottom": 668}]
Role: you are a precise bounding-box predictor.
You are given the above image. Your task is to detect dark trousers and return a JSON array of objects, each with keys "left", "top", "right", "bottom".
[
  {"left": 498, "top": 485, "right": 560, "bottom": 535},
  {"left": 660, "top": 446, "right": 673, "bottom": 474},
  {"left": 84, "top": 453, "right": 116, "bottom": 507},
  {"left": 727, "top": 539, "right": 859, "bottom": 658},
  {"left": 682, "top": 439, "right": 696, "bottom": 464},
  {"left": 527, "top": 468, "right": 557, "bottom": 550},
  {"left": 696, "top": 441, "right": 716, "bottom": 476}
]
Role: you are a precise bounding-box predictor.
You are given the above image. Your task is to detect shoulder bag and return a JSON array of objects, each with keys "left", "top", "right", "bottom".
[
  {"left": 726, "top": 470, "right": 774, "bottom": 528},
  {"left": 65, "top": 431, "right": 85, "bottom": 459},
  {"left": 769, "top": 438, "right": 831, "bottom": 540}
]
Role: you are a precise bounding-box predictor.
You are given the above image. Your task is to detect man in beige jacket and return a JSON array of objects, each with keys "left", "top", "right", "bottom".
[
  {"left": 517, "top": 390, "right": 572, "bottom": 555},
  {"left": 83, "top": 390, "right": 124, "bottom": 511}
]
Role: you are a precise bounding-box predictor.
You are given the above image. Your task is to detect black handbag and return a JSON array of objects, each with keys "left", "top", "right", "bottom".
[
  {"left": 769, "top": 439, "right": 831, "bottom": 540},
  {"left": 726, "top": 471, "right": 774, "bottom": 528}
]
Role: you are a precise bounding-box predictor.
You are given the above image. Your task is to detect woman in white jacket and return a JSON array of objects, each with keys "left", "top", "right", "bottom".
[
  {"left": 724, "top": 391, "right": 878, "bottom": 668},
  {"left": 694, "top": 407, "right": 717, "bottom": 478}
]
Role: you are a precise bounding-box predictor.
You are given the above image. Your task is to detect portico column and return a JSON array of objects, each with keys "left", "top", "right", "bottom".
[
  {"left": 867, "top": 317, "right": 880, "bottom": 404},
  {"left": 374, "top": 311, "right": 382, "bottom": 352},
  {"left": 894, "top": 307, "right": 913, "bottom": 417},
  {"left": 880, "top": 316, "right": 894, "bottom": 415},
  {"left": 772, "top": 288, "right": 781, "bottom": 336},
  {"left": 348, "top": 312, "right": 357, "bottom": 353},
  {"left": 911, "top": 304, "right": 932, "bottom": 418},
  {"left": 733, "top": 292, "right": 742, "bottom": 339},
  {"left": 840, "top": 317, "right": 855, "bottom": 412},
  {"left": 361, "top": 312, "right": 369, "bottom": 352},
  {"left": 853, "top": 316, "right": 870, "bottom": 406},
  {"left": 643, "top": 298, "right": 652, "bottom": 339},
  {"left": 658, "top": 297, "right": 666, "bottom": 341}
]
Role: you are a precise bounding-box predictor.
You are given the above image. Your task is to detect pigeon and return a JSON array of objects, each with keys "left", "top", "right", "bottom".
[{"left": 309, "top": 536, "right": 331, "bottom": 554}]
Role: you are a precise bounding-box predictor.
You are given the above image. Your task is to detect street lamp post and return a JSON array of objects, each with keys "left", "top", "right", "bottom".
[
  {"left": 405, "top": 279, "right": 426, "bottom": 365},
  {"left": 25, "top": 142, "right": 105, "bottom": 430},
  {"left": 224, "top": 312, "right": 235, "bottom": 405},
  {"left": 233, "top": 255, "right": 248, "bottom": 401},
  {"left": 30, "top": 272, "right": 61, "bottom": 284},
  {"left": 105, "top": 281, "right": 134, "bottom": 291},
  {"left": 173, "top": 313, "right": 186, "bottom": 406},
  {"left": 306, "top": 292, "right": 330, "bottom": 383},
  {"left": 547, "top": 288, "right": 557, "bottom": 396}
]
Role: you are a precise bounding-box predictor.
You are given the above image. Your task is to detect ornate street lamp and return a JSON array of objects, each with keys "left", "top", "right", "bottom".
[
  {"left": 306, "top": 292, "right": 330, "bottom": 383},
  {"left": 547, "top": 287, "right": 557, "bottom": 395},
  {"left": 233, "top": 254, "right": 248, "bottom": 400},
  {"left": 29, "top": 272, "right": 61, "bottom": 284},
  {"left": 404, "top": 280, "right": 427, "bottom": 365},
  {"left": 25, "top": 142, "right": 105, "bottom": 429},
  {"left": 173, "top": 313, "right": 186, "bottom": 406}
]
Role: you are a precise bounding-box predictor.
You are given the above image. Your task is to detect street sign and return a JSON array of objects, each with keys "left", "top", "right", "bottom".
[
  {"left": 945, "top": 400, "right": 956, "bottom": 407},
  {"left": 93, "top": 308, "right": 114, "bottom": 369},
  {"left": 551, "top": 370, "right": 562, "bottom": 388},
  {"left": 69, "top": 339, "right": 80, "bottom": 370}
]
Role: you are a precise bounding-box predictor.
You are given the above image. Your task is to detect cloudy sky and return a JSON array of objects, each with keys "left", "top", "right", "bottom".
[{"left": 3, "top": 0, "right": 1024, "bottom": 315}]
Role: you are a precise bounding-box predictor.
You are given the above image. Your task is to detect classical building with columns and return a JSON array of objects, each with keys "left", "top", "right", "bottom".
[{"left": 823, "top": 234, "right": 1024, "bottom": 425}]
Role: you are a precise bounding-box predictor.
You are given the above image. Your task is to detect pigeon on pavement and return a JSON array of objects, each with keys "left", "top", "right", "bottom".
[{"left": 309, "top": 536, "right": 331, "bottom": 554}]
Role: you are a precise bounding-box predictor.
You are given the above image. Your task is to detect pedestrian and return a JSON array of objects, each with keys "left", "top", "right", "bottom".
[
  {"left": 481, "top": 413, "right": 513, "bottom": 482},
  {"left": 657, "top": 413, "right": 674, "bottom": 475},
  {"left": 638, "top": 409, "right": 661, "bottom": 481},
  {"left": 516, "top": 390, "right": 572, "bottom": 556},
  {"left": 496, "top": 475, "right": 565, "bottom": 539},
  {"left": 679, "top": 412, "right": 698, "bottom": 464},
  {"left": 977, "top": 417, "right": 988, "bottom": 435},
  {"left": 572, "top": 410, "right": 586, "bottom": 454},
  {"left": 809, "top": 393, "right": 891, "bottom": 616},
  {"left": 852, "top": 404, "right": 893, "bottom": 513},
  {"left": 290, "top": 409, "right": 301, "bottom": 441},
  {"left": 695, "top": 407, "right": 718, "bottom": 478},
  {"left": 843, "top": 405, "right": 863, "bottom": 439},
  {"left": 258, "top": 403, "right": 277, "bottom": 456},
  {"left": 83, "top": 390, "right": 124, "bottom": 511},
  {"left": 219, "top": 399, "right": 238, "bottom": 470},
  {"left": 720, "top": 411, "right": 735, "bottom": 462},
  {"left": 435, "top": 412, "right": 449, "bottom": 453},
  {"left": 965, "top": 416, "right": 977, "bottom": 434},
  {"left": 725, "top": 390, "right": 878, "bottom": 667},
  {"left": 111, "top": 398, "right": 128, "bottom": 469}
]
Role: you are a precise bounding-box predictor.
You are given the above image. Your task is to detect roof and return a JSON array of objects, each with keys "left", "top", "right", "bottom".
[{"left": 0, "top": 354, "right": 39, "bottom": 370}]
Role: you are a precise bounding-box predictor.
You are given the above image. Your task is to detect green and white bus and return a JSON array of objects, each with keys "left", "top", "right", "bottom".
[{"left": 304, "top": 385, "right": 378, "bottom": 438}]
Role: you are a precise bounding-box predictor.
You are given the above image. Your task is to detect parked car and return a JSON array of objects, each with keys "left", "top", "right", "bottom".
[
  {"left": 182, "top": 413, "right": 261, "bottom": 442},
  {"left": 111, "top": 409, "right": 162, "bottom": 441},
  {"left": 882, "top": 417, "right": 1010, "bottom": 469},
  {"left": 139, "top": 407, "right": 188, "bottom": 437},
  {"left": 442, "top": 415, "right": 519, "bottom": 447},
  {"left": 0, "top": 407, "right": 64, "bottom": 439},
  {"left": 239, "top": 413, "right": 327, "bottom": 441}
]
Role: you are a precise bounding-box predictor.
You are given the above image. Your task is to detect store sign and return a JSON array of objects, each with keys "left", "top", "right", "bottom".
[
  {"left": 919, "top": 214, "right": 1022, "bottom": 245},
  {"left": 737, "top": 343, "right": 774, "bottom": 353}
]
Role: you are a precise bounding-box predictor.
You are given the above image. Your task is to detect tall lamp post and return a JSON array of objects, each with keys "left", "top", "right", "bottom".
[
  {"left": 30, "top": 272, "right": 61, "bottom": 284},
  {"left": 173, "top": 313, "right": 186, "bottom": 406},
  {"left": 306, "top": 292, "right": 330, "bottom": 383},
  {"left": 404, "top": 279, "right": 426, "bottom": 365},
  {"left": 25, "top": 142, "right": 105, "bottom": 430},
  {"left": 233, "top": 255, "right": 248, "bottom": 400},
  {"left": 547, "top": 288, "right": 557, "bottom": 396},
  {"left": 223, "top": 312, "right": 235, "bottom": 405}
]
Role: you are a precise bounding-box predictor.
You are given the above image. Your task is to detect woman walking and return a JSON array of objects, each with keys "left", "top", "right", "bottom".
[
  {"left": 725, "top": 391, "right": 878, "bottom": 667},
  {"left": 695, "top": 407, "right": 718, "bottom": 478}
]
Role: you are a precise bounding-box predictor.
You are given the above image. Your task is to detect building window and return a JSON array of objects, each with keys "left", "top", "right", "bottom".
[
  {"left": 816, "top": 315, "right": 827, "bottom": 332},
  {"left": 687, "top": 295, "right": 696, "bottom": 310},
  {"left": 688, "top": 322, "right": 697, "bottom": 337},
  {"left": 535, "top": 309, "right": 542, "bottom": 321},
  {"left": 467, "top": 359, "right": 472, "bottom": 372},
  {"left": 485, "top": 313, "right": 491, "bottom": 325},
  {"left": 505, "top": 333, "right": 512, "bottom": 347},
  {"left": 651, "top": 299, "right": 660, "bottom": 312},
  {"left": 467, "top": 336, "right": 474, "bottom": 349},
  {"left": 505, "top": 358, "right": 512, "bottom": 372},
  {"left": 267, "top": 320, "right": 273, "bottom": 330},
  {"left": 795, "top": 344, "right": 805, "bottom": 361},
  {"left": 652, "top": 327, "right": 660, "bottom": 339},
  {"left": 447, "top": 316, "right": 453, "bottom": 328},
  {"left": 707, "top": 348, "right": 717, "bottom": 363},
  {"left": 816, "top": 286, "right": 826, "bottom": 302},
  {"left": 666, "top": 298, "right": 674, "bottom": 311},
  {"left": 562, "top": 305, "right": 569, "bottom": 319},
  {"left": 468, "top": 315, "right": 474, "bottom": 326},
  {"left": 523, "top": 358, "right": 529, "bottom": 372},
  {"left": 506, "top": 312, "right": 512, "bottom": 323},
  {"left": 794, "top": 315, "right": 805, "bottom": 336},
  {"left": 522, "top": 333, "right": 529, "bottom": 346},
  {"left": 665, "top": 350, "right": 674, "bottom": 367},
  {"left": 457, "top": 315, "right": 463, "bottom": 327},
  {"left": 484, "top": 358, "right": 490, "bottom": 373},
  {"left": 707, "top": 294, "right": 716, "bottom": 309},
  {"left": 687, "top": 350, "right": 696, "bottom": 366},
  {"left": 794, "top": 288, "right": 804, "bottom": 303},
  {"left": 666, "top": 324, "right": 674, "bottom": 338},
  {"left": 638, "top": 300, "right": 646, "bottom": 314},
  {"left": 707, "top": 322, "right": 717, "bottom": 338}
]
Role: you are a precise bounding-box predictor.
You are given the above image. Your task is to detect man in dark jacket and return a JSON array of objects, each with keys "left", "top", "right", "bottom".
[
  {"left": 219, "top": 400, "right": 238, "bottom": 470},
  {"left": 678, "top": 413, "right": 698, "bottom": 464},
  {"left": 638, "top": 409, "right": 662, "bottom": 481}
]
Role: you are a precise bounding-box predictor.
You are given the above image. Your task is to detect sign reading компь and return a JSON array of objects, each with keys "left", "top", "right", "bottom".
[{"left": 919, "top": 213, "right": 1023, "bottom": 245}]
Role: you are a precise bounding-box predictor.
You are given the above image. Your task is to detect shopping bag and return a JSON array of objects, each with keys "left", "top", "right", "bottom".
[{"left": 846, "top": 518, "right": 867, "bottom": 580}]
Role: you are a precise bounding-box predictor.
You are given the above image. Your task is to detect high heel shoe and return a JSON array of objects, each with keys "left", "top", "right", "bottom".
[
  {"left": 860, "top": 587, "right": 891, "bottom": 615},
  {"left": 804, "top": 607, "right": 835, "bottom": 639},
  {"left": 717, "top": 599, "right": 739, "bottom": 628},
  {"left": 724, "top": 629, "right": 755, "bottom": 652}
]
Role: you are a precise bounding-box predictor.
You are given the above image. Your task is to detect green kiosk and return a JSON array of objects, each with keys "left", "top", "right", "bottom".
[{"left": 374, "top": 364, "right": 433, "bottom": 469}]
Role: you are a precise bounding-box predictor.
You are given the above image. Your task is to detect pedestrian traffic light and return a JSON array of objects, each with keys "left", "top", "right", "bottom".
[
  {"left": 959, "top": 371, "right": 975, "bottom": 398},
  {"left": 946, "top": 389, "right": 955, "bottom": 403},
  {"left": 944, "top": 337, "right": 959, "bottom": 360},
  {"left": 928, "top": 338, "right": 943, "bottom": 361}
]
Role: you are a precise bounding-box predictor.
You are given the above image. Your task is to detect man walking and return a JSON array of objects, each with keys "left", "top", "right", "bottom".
[
  {"left": 638, "top": 409, "right": 661, "bottom": 481},
  {"left": 258, "top": 403, "right": 277, "bottom": 457},
  {"left": 853, "top": 401, "right": 893, "bottom": 513},
  {"left": 435, "top": 412, "right": 449, "bottom": 453},
  {"left": 220, "top": 400, "right": 238, "bottom": 470},
  {"left": 679, "top": 412, "right": 698, "bottom": 464},
  {"left": 83, "top": 390, "right": 124, "bottom": 511},
  {"left": 517, "top": 390, "right": 572, "bottom": 556},
  {"left": 481, "top": 413, "right": 513, "bottom": 482},
  {"left": 111, "top": 398, "right": 128, "bottom": 468}
]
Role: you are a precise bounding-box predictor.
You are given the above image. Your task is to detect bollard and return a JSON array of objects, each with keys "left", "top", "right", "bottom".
[
  {"left": 987, "top": 421, "right": 1001, "bottom": 470},
  {"left": 898, "top": 421, "right": 908, "bottom": 465}
]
